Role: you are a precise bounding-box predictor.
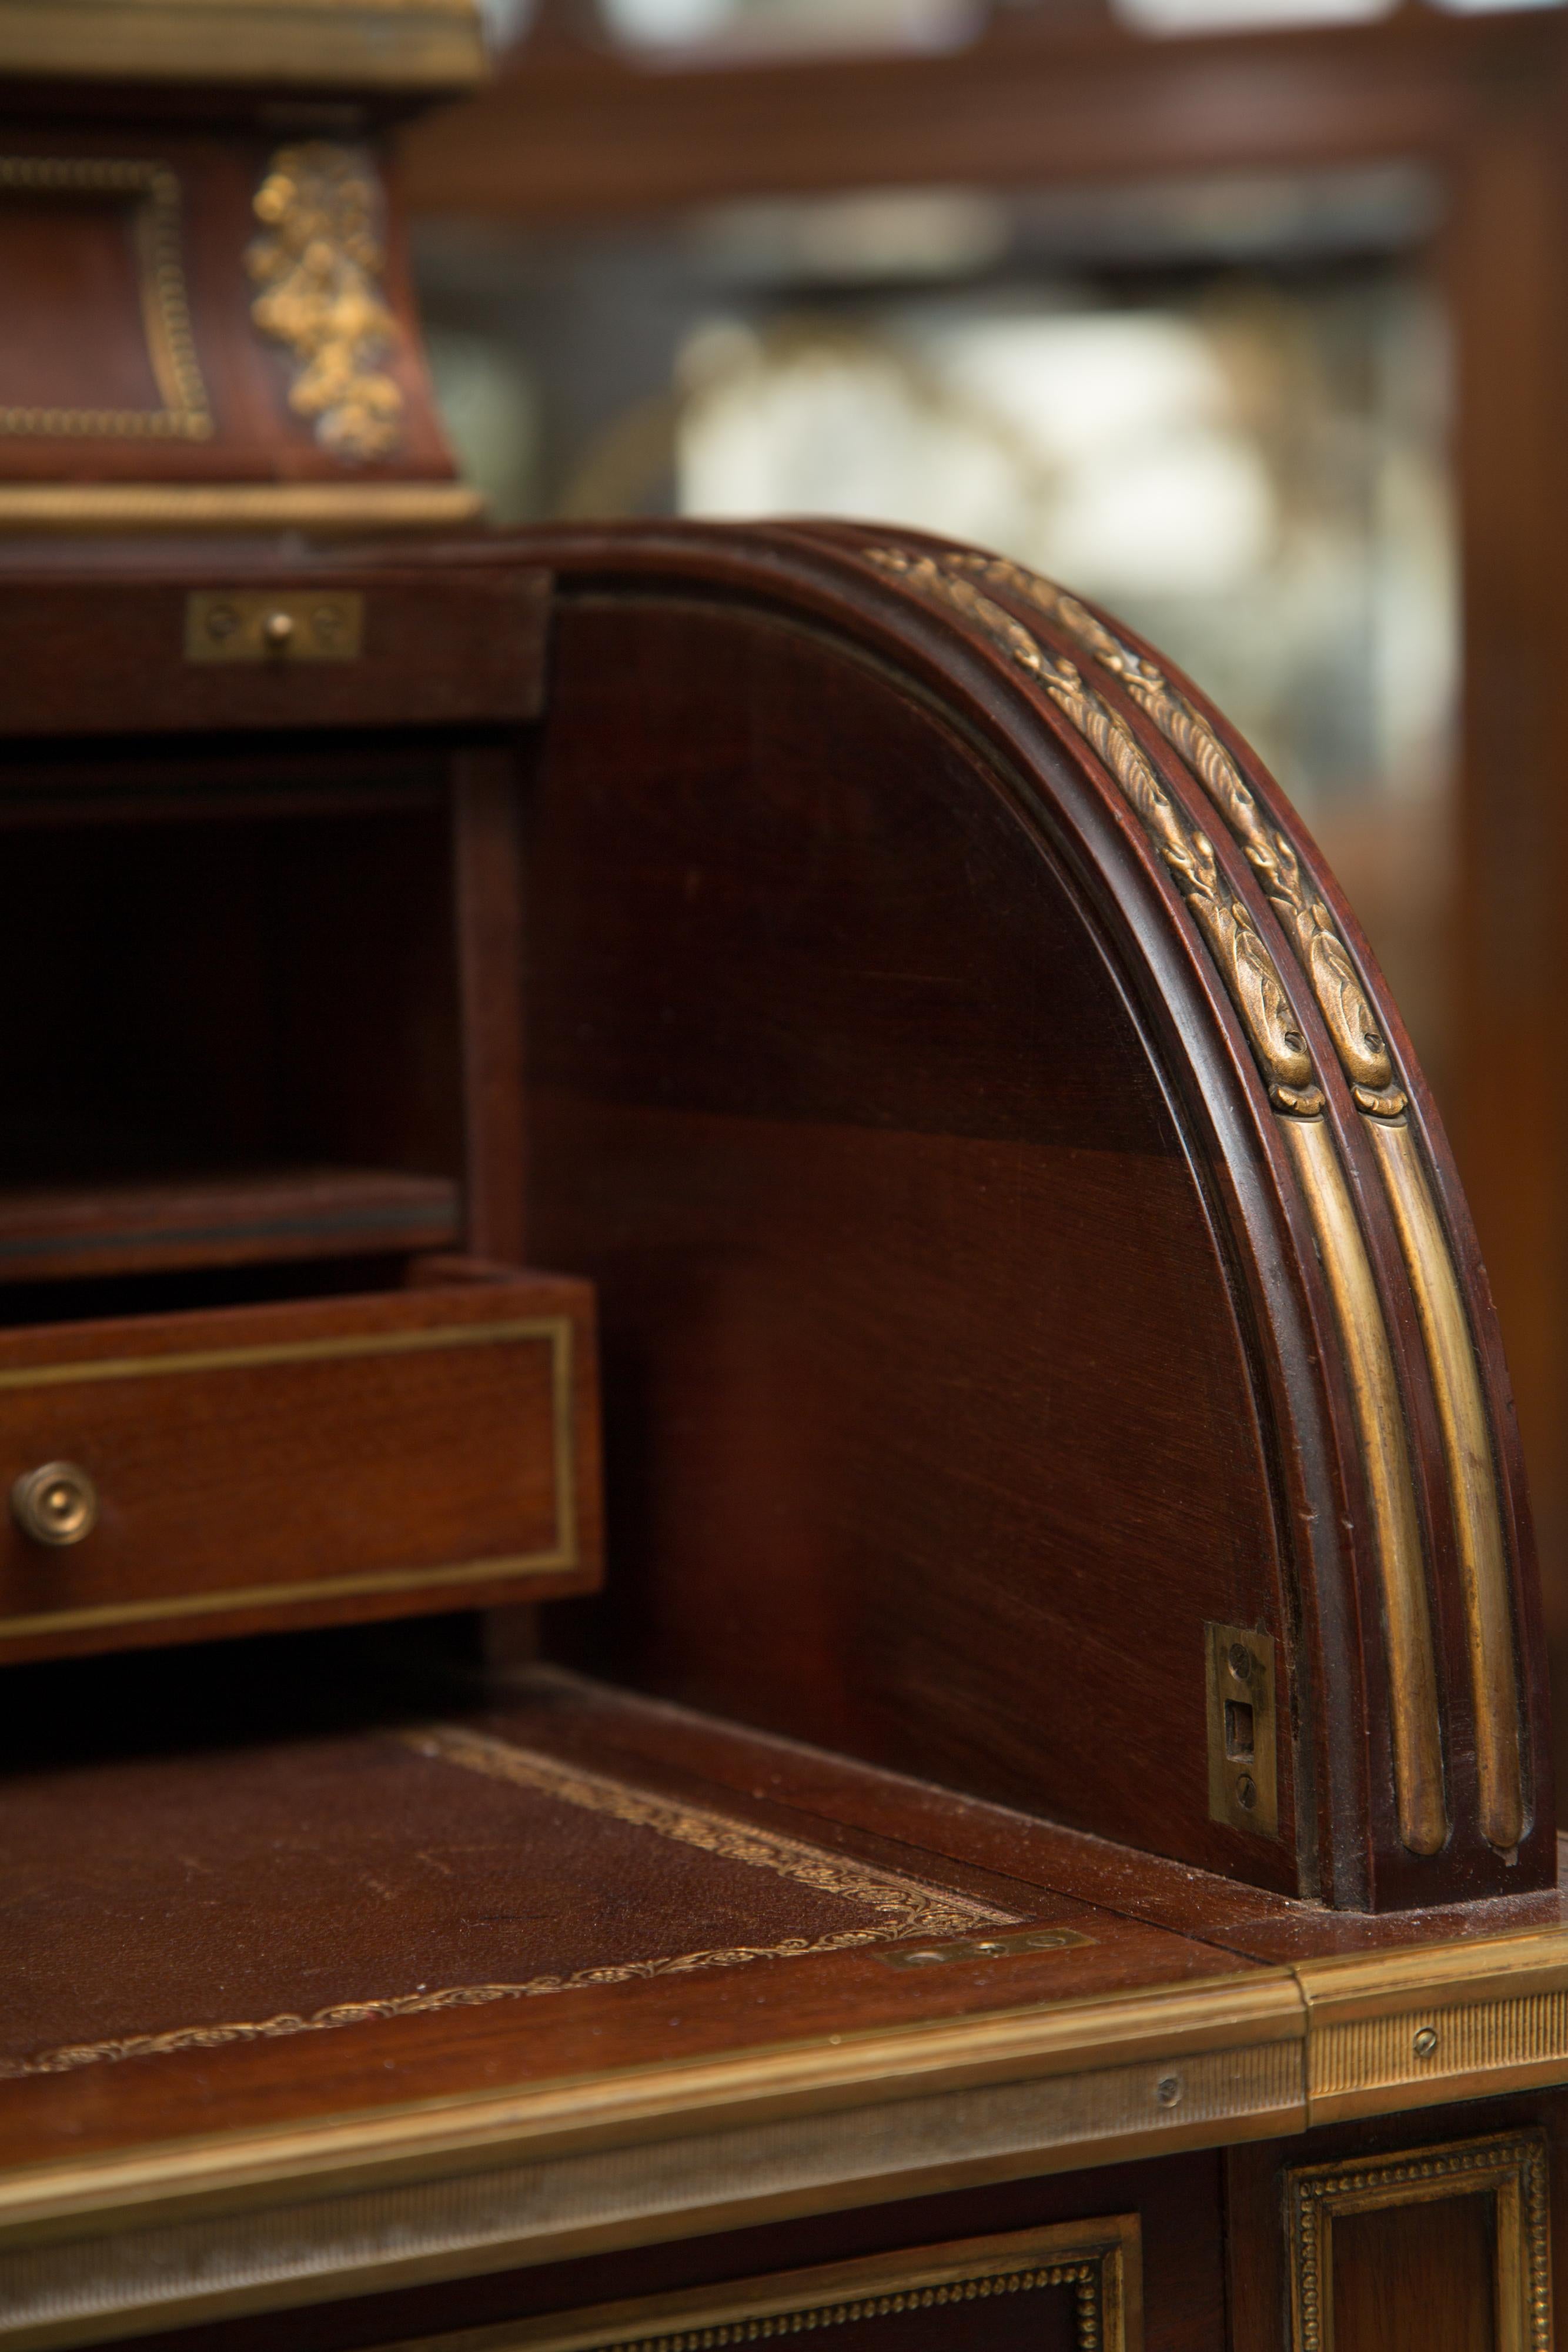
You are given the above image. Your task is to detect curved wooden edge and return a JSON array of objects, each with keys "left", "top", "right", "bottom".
[
  {"left": 757, "top": 518, "right": 1546, "bottom": 1897},
  {"left": 505, "top": 520, "right": 1547, "bottom": 1903},
  {"left": 6, "top": 1928, "right": 1568, "bottom": 2348}
]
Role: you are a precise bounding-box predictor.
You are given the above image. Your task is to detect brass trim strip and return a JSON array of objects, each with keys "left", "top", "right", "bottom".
[
  {"left": 1285, "top": 1116, "right": 1447, "bottom": 1855},
  {"left": 0, "top": 1971, "right": 1309, "bottom": 2236},
  {"left": 381, "top": 2218, "right": 1143, "bottom": 2352},
  {"left": 1296, "top": 1924, "right": 1568, "bottom": 2122},
  {"left": 0, "top": 159, "right": 211, "bottom": 443},
  {"left": 1366, "top": 1116, "right": 1524, "bottom": 1850},
  {"left": 0, "top": 1317, "right": 580, "bottom": 1642},
  {"left": 1286, "top": 2130, "right": 1550, "bottom": 2351},
  {"left": 865, "top": 541, "right": 1447, "bottom": 1857},
  {"left": 0, "top": 1312, "right": 566, "bottom": 1389},
  {"left": 0, "top": 2034, "right": 1286, "bottom": 2350},
  {"left": 0, "top": 483, "right": 484, "bottom": 532},
  {"left": 0, "top": 1, "right": 487, "bottom": 91},
  {"left": 9, "top": 1928, "right": 1568, "bottom": 2346}
]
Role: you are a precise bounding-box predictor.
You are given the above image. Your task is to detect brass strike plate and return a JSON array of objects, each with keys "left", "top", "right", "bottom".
[
  {"left": 1206, "top": 1621, "right": 1279, "bottom": 1838},
  {"left": 185, "top": 590, "right": 364, "bottom": 663},
  {"left": 882, "top": 1924, "right": 1095, "bottom": 1970}
]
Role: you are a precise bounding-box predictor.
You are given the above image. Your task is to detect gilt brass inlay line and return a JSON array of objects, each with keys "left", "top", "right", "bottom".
[
  {"left": 1367, "top": 1118, "right": 1524, "bottom": 1849},
  {"left": 0, "top": 1317, "right": 580, "bottom": 1644}
]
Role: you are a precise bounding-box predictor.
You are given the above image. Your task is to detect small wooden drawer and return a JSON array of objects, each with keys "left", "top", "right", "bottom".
[{"left": 0, "top": 1270, "right": 600, "bottom": 1662}]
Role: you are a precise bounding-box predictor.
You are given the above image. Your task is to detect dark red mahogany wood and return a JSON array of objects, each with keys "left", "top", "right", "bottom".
[{"left": 516, "top": 519, "right": 1551, "bottom": 1912}]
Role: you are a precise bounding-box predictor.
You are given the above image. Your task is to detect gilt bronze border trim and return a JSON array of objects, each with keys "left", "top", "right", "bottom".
[{"left": 1286, "top": 2129, "right": 1550, "bottom": 2351}]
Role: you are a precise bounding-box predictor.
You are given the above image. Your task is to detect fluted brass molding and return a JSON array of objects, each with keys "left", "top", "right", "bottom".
[
  {"left": 0, "top": 158, "right": 211, "bottom": 442},
  {"left": 383, "top": 2219, "right": 1143, "bottom": 2352},
  {"left": 1284, "top": 1118, "right": 1447, "bottom": 1856},
  {"left": 865, "top": 546, "right": 1324, "bottom": 1116},
  {"left": 866, "top": 540, "right": 1447, "bottom": 1858},
  {"left": 0, "top": 1, "right": 487, "bottom": 91},
  {"left": 248, "top": 144, "right": 404, "bottom": 463},
  {"left": 946, "top": 553, "right": 1406, "bottom": 1117},
  {"left": 1295, "top": 1925, "right": 1568, "bottom": 2122},
  {"left": 1286, "top": 2130, "right": 1550, "bottom": 2351},
  {"left": 1368, "top": 1117, "right": 1524, "bottom": 1851}
]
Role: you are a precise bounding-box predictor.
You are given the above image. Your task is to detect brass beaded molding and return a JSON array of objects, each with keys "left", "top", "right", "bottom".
[
  {"left": 590, "top": 2261, "right": 1103, "bottom": 2352},
  {"left": 1286, "top": 2129, "right": 1550, "bottom": 2351},
  {"left": 383, "top": 2218, "right": 1140, "bottom": 2352},
  {"left": 0, "top": 156, "right": 211, "bottom": 439}
]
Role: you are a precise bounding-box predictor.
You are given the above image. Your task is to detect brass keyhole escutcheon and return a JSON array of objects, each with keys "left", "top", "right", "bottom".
[{"left": 12, "top": 1460, "right": 98, "bottom": 1547}]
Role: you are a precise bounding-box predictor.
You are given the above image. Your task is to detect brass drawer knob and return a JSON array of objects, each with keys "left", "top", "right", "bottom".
[{"left": 12, "top": 1461, "right": 98, "bottom": 1546}]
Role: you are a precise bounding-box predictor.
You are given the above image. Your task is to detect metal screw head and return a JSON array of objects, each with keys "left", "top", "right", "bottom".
[
  {"left": 1156, "top": 2075, "right": 1182, "bottom": 2108},
  {"left": 1235, "top": 1772, "right": 1258, "bottom": 1810},
  {"left": 1413, "top": 2026, "right": 1439, "bottom": 2059},
  {"left": 204, "top": 602, "right": 239, "bottom": 642},
  {"left": 1228, "top": 1642, "right": 1253, "bottom": 1681}
]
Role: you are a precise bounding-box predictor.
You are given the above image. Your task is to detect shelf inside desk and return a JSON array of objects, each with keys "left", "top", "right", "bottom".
[{"left": 0, "top": 1166, "right": 462, "bottom": 1283}]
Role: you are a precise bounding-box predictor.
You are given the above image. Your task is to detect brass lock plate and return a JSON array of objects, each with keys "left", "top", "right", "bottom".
[
  {"left": 185, "top": 590, "right": 364, "bottom": 663},
  {"left": 881, "top": 1923, "right": 1095, "bottom": 1969},
  {"left": 1206, "top": 1620, "right": 1279, "bottom": 1838}
]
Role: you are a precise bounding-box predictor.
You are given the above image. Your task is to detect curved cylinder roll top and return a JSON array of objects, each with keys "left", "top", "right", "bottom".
[{"left": 520, "top": 518, "right": 1550, "bottom": 1910}]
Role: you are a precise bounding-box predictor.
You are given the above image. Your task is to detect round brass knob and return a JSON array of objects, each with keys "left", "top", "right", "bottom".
[
  {"left": 12, "top": 1461, "right": 98, "bottom": 1547},
  {"left": 262, "top": 609, "right": 295, "bottom": 651}
]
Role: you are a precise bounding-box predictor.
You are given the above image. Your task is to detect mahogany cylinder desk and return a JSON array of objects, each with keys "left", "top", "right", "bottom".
[
  {"left": 0, "top": 513, "right": 1564, "bottom": 2352},
  {"left": 0, "top": 9, "right": 1565, "bottom": 2346}
]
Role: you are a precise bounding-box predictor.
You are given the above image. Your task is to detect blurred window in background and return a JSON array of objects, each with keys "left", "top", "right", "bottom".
[{"left": 419, "top": 163, "right": 1457, "bottom": 1090}]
